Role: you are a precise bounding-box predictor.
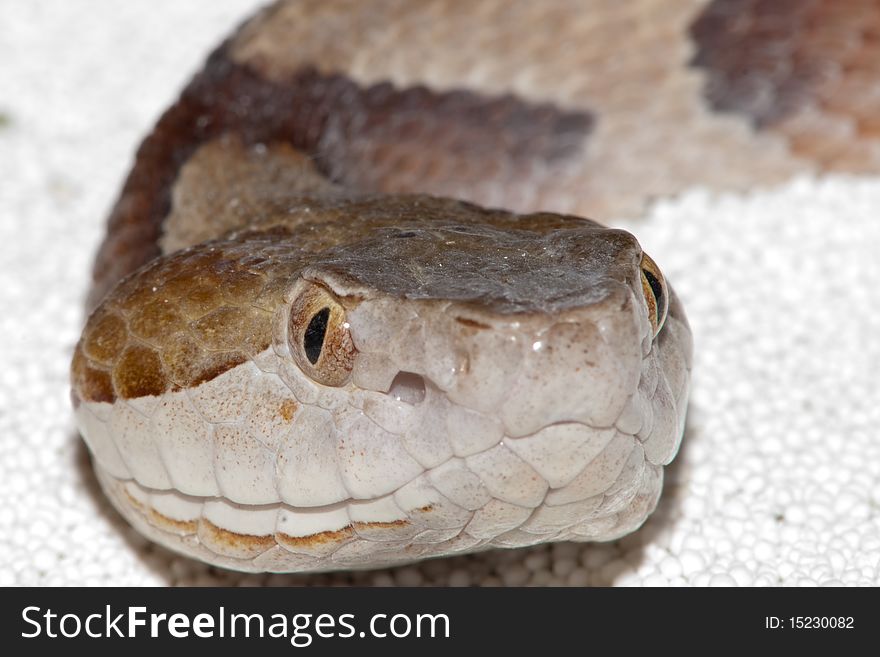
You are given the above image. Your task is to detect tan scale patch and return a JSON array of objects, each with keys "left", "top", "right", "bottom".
[
  {"left": 162, "top": 136, "right": 344, "bottom": 254},
  {"left": 178, "top": 283, "right": 227, "bottom": 321},
  {"left": 278, "top": 399, "right": 298, "bottom": 422},
  {"left": 73, "top": 232, "right": 304, "bottom": 402},
  {"left": 71, "top": 348, "right": 115, "bottom": 404},
  {"left": 81, "top": 311, "right": 128, "bottom": 364},
  {"left": 111, "top": 345, "right": 167, "bottom": 399},
  {"left": 128, "top": 298, "right": 185, "bottom": 343},
  {"left": 190, "top": 306, "right": 268, "bottom": 352}
]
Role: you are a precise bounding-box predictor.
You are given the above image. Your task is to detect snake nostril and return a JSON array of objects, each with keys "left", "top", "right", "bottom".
[{"left": 387, "top": 371, "right": 426, "bottom": 405}]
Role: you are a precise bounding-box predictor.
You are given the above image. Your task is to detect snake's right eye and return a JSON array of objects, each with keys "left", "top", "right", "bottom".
[
  {"left": 289, "top": 283, "right": 356, "bottom": 387},
  {"left": 640, "top": 252, "right": 668, "bottom": 337}
]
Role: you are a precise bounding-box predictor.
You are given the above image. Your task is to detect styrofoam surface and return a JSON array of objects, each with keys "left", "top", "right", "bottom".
[{"left": 1, "top": 0, "right": 878, "bottom": 586}]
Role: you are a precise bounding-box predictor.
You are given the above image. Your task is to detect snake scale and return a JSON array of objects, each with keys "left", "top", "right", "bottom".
[{"left": 71, "top": 0, "right": 879, "bottom": 573}]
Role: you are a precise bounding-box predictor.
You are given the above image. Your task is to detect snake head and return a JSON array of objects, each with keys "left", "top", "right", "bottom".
[{"left": 71, "top": 196, "right": 691, "bottom": 571}]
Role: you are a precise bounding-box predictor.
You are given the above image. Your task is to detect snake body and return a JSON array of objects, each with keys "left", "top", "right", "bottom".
[{"left": 71, "top": 0, "right": 878, "bottom": 573}]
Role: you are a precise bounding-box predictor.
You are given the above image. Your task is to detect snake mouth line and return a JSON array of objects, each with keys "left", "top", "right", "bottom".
[{"left": 98, "top": 466, "right": 462, "bottom": 568}]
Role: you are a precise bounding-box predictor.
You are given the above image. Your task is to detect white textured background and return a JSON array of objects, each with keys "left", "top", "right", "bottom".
[{"left": 2, "top": 0, "right": 879, "bottom": 586}]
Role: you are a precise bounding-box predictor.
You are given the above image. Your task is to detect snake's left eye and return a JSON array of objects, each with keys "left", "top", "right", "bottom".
[
  {"left": 640, "top": 252, "right": 668, "bottom": 337},
  {"left": 289, "top": 282, "right": 356, "bottom": 387}
]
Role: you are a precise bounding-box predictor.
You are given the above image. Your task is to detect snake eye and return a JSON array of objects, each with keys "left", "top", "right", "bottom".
[
  {"left": 640, "top": 252, "right": 668, "bottom": 337},
  {"left": 289, "top": 283, "right": 356, "bottom": 386}
]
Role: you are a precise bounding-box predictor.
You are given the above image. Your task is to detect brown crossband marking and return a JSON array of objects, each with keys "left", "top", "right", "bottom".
[
  {"left": 690, "top": 0, "right": 821, "bottom": 128},
  {"left": 90, "top": 46, "right": 594, "bottom": 309},
  {"left": 690, "top": 0, "right": 880, "bottom": 169}
]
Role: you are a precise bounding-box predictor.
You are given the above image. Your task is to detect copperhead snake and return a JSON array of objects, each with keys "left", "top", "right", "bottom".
[{"left": 71, "top": 0, "right": 878, "bottom": 573}]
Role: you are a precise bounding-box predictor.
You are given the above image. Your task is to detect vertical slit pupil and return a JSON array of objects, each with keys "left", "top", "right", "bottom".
[
  {"left": 643, "top": 269, "right": 664, "bottom": 320},
  {"left": 304, "top": 307, "right": 330, "bottom": 364}
]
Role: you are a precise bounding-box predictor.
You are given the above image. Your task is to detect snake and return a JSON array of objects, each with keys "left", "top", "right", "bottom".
[{"left": 70, "top": 0, "right": 879, "bottom": 573}]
